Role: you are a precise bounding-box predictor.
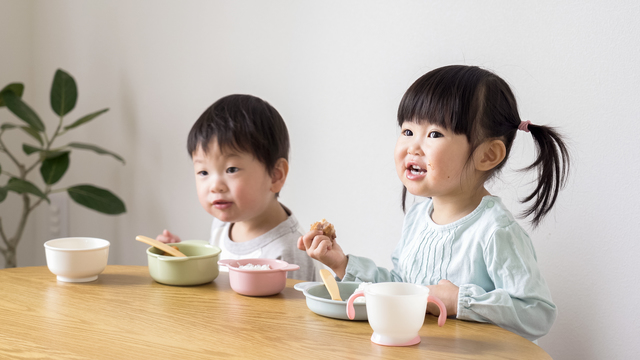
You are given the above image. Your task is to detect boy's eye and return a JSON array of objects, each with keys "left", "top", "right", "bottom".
[
  {"left": 197, "top": 170, "right": 208, "bottom": 176},
  {"left": 428, "top": 131, "right": 443, "bottom": 138},
  {"left": 226, "top": 167, "right": 239, "bottom": 174},
  {"left": 402, "top": 129, "right": 413, "bottom": 136}
]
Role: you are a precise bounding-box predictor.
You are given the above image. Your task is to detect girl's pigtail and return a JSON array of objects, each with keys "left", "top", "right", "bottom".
[
  {"left": 520, "top": 124, "right": 570, "bottom": 227},
  {"left": 401, "top": 186, "right": 407, "bottom": 213}
]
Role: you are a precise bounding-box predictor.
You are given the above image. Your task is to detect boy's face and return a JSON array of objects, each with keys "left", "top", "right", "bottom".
[{"left": 192, "top": 140, "right": 276, "bottom": 223}]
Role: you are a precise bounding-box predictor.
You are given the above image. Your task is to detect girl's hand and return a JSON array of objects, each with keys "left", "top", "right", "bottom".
[
  {"left": 156, "top": 229, "right": 181, "bottom": 244},
  {"left": 426, "top": 279, "right": 459, "bottom": 317},
  {"left": 297, "top": 230, "right": 348, "bottom": 278}
]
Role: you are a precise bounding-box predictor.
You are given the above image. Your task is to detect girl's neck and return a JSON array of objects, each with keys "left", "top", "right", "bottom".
[
  {"left": 430, "top": 186, "right": 491, "bottom": 225},
  {"left": 230, "top": 200, "right": 289, "bottom": 243}
]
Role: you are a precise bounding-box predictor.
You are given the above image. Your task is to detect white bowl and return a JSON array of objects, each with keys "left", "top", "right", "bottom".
[{"left": 44, "top": 237, "right": 110, "bottom": 282}]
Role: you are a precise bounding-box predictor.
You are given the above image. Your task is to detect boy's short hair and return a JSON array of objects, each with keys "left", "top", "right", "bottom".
[{"left": 187, "top": 94, "right": 290, "bottom": 174}]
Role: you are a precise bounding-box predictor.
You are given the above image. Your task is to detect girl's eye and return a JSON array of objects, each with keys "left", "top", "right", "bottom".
[
  {"left": 197, "top": 170, "right": 208, "bottom": 176},
  {"left": 402, "top": 129, "right": 413, "bottom": 136},
  {"left": 428, "top": 131, "right": 443, "bottom": 138},
  {"left": 226, "top": 167, "right": 239, "bottom": 174}
]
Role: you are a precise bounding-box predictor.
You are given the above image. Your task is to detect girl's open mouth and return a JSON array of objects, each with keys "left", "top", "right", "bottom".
[
  {"left": 405, "top": 165, "right": 427, "bottom": 180},
  {"left": 409, "top": 165, "right": 426, "bottom": 175}
]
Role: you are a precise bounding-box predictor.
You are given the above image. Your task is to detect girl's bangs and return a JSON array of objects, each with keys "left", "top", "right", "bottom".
[
  {"left": 397, "top": 84, "right": 458, "bottom": 131},
  {"left": 397, "top": 66, "right": 480, "bottom": 136}
]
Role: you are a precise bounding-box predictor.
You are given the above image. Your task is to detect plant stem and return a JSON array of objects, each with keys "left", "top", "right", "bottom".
[
  {"left": 25, "top": 115, "right": 63, "bottom": 177},
  {"left": 25, "top": 159, "right": 40, "bottom": 175},
  {"left": 12, "top": 193, "right": 31, "bottom": 248},
  {"left": 28, "top": 187, "right": 50, "bottom": 212},
  {"left": 0, "top": 135, "right": 26, "bottom": 176},
  {"left": 48, "top": 115, "right": 64, "bottom": 147},
  {"left": 0, "top": 217, "right": 9, "bottom": 251},
  {"left": 1, "top": 170, "right": 19, "bottom": 178}
]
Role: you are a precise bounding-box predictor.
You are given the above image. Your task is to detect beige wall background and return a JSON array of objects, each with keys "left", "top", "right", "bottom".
[{"left": 1, "top": 1, "right": 639, "bottom": 359}]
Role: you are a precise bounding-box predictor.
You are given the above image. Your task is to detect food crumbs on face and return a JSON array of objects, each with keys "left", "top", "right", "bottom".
[
  {"left": 238, "top": 263, "right": 271, "bottom": 270},
  {"left": 310, "top": 218, "right": 337, "bottom": 240}
]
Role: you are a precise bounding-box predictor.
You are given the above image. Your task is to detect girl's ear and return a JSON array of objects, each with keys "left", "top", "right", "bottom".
[
  {"left": 270, "top": 158, "right": 289, "bottom": 193},
  {"left": 474, "top": 140, "right": 506, "bottom": 171}
]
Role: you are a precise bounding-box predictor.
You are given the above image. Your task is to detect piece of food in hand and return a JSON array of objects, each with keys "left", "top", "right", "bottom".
[
  {"left": 162, "top": 246, "right": 180, "bottom": 256},
  {"left": 310, "top": 218, "right": 336, "bottom": 240}
]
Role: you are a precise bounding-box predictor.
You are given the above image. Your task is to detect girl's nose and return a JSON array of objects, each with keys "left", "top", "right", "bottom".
[{"left": 407, "top": 141, "right": 423, "bottom": 156}]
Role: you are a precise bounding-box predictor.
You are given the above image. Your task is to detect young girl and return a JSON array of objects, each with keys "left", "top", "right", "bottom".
[{"left": 298, "top": 65, "right": 569, "bottom": 341}]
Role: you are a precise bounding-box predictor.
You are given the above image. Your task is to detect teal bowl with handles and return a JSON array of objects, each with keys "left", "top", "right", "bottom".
[
  {"left": 294, "top": 281, "right": 368, "bottom": 320},
  {"left": 146, "top": 240, "right": 221, "bottom": 286}
]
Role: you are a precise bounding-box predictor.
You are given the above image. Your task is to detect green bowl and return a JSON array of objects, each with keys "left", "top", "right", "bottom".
[{"left": 146, "top": 240, "right": 221, "bottom": 286}]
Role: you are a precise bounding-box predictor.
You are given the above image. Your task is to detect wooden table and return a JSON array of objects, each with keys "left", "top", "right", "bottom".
[{"left": 0, "top": 266, "right": 551, "bottom": 359}]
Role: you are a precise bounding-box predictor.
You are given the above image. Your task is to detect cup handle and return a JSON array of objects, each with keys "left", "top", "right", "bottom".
[
  {"left": 428, "top": 295, "right": 447, "bottom": 327},
  {"left": 346, "top": 290, "right": 365, "bottom": 320}
]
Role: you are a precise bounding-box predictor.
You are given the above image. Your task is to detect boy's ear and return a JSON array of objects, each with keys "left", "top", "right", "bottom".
[
  {"left": 474, "top": 140, "right": 506, "bottom": 171},
  {"left": 270, "top": 158, "right": 289, "bottom": 193}
]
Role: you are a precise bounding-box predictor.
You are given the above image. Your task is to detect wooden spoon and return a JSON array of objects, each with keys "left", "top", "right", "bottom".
[
  {"left": 319, "top": 269, "right": 342, "bottom": 301},
  {"left": 135, "top": 235, "right": 187, "bottom": 257}
]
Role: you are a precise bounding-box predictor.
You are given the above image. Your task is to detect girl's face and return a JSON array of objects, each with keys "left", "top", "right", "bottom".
[
  {"left": 394, "top": 120, "right": 474, "bottom": 199},
  {"left": 192, "top": 140, "right": 276, "bottom": 224}
]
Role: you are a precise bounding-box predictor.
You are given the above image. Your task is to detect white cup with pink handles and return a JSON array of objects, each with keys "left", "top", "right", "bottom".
[{"left": 347, "top": 282, "right": 447, "bottom": 346}]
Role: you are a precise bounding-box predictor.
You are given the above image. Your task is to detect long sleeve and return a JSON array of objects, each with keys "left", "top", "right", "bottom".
[
  {"left": 341, "top": 200, "right": 424, "bottom": 283},
  {"left": 456, "top": 224, "right": 557, "bottom": 341},
  {"left": 341, "top": 254, "right": 403, "bottom": 282}
]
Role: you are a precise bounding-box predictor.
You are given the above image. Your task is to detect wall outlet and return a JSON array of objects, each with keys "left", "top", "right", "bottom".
[{"left": 49, "top": 192, "right": 69, "bottom": 239}]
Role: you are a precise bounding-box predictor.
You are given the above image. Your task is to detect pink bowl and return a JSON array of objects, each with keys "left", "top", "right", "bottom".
[{"left": 218, "top": 258, "right": 300, "bottom": 296}]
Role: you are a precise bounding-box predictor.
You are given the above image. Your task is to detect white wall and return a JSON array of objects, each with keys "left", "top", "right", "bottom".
[{"left": 1, "top": 1, "right": 639, "bottom": 359}]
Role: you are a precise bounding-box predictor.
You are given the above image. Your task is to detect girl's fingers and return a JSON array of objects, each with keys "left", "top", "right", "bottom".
[
  {"left": 302, "top": 230, "right": 323, "bottom": 249},
  {"left": 310, "top": 235, "right": 331, "bottom": 251},
  {"left": 311, "top": 238, "right": 334, "bottom": 257},
  {"left": 297, "top": 236, "right": 306, "bottom": 250}
]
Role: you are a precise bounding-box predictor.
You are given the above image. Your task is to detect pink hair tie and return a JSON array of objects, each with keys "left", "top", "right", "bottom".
[{"left": 518, "top": 120, "right": 532, "bottom": 133}]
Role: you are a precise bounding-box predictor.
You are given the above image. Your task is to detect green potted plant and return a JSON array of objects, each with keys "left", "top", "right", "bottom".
[{"left": 0, "top": 69, "right": 126, "bottom": 268}]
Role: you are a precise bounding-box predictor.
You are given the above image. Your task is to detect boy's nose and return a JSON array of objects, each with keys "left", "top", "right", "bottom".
[{"left": 210, "top": 179, "right": 227, "bottom": 193}]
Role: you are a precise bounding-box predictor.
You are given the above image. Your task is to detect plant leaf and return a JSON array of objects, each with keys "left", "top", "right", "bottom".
[
  {"left": 50, "top": 69, "right": 77, "bottom": 116},
  {"left": 63, "top": 108, "right": 109, "bottom": 131},
  {"left": 2, "top": 91, "right": 45, "bottom": 131},
  {"left": 67, "top": 142, "right": 125, "bottom": 164},
  {"left": 40, "top": 152, "right": 70, "bottom": 185},
  {"left": 42, "top": 150, "right": 70, "bottom": 159},
  {"left": 5, "top": 178, "right": 49, "bottom": 203},
  {"left": 0, "top": 187, "right": 7, "bottom": 203},
  {"left": 1, "top": 123, "right": 18, "bottom": 130},
  {"left": 23, "top": 144, "right": 42, "bottom": 155},
  {"left": 0, "top": 83, "right": 24, "bottom": 107},
  {"left": 67, "top": 185, "right": 126, "bottom": 215},
  {"left": 20, "top": 126, "right": 44, "bottom": 146}
]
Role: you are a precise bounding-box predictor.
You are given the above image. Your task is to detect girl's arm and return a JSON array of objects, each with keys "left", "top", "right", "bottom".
[
  {"left": 340, "top": 233, "right": 407, "bottom": 282},
  {"left": 298, "top": 229, "right": 405, "bottom": 282},
  {"left": 457, "top": 225, "right": 557, "bottom": 341},
  {"left": 341, "top": 254, "right": 403, "bottom": 282}
]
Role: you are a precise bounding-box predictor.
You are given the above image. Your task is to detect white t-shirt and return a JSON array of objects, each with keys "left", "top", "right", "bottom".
[{"left": 209, "top": 206, "right": 319, "bottom": 281}]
